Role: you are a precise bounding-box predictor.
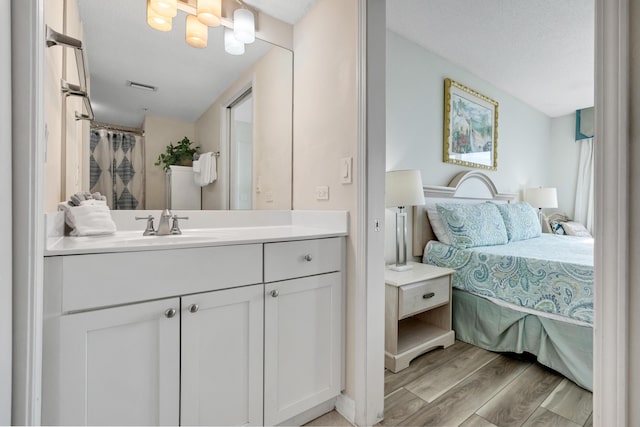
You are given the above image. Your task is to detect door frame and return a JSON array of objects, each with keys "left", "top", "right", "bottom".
[{"left": 10, "top": 0, "right": 631, "bottom": 425}]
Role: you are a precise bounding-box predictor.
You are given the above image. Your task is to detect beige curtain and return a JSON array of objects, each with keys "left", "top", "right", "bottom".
[{"left": 574, "top": 137, "right": 594, "bottom": 233}]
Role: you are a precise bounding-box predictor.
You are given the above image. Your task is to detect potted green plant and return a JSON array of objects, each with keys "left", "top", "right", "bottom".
[{"left": 155, "top": 136, "right": 200, "bottom": 172}]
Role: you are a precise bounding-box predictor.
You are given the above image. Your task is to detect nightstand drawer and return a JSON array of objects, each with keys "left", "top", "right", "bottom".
[{"left": 398, "top": 276, "right": 449, "bottom": 319}]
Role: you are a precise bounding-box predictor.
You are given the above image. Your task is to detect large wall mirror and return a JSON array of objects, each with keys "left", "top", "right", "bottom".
[{"left": 77, "top": 0, "right": 293, "bottom": 210}]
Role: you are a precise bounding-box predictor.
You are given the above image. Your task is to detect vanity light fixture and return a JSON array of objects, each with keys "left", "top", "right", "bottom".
[
  {"left": 186, "top": 14, "right": 208, "bottom": 48},
  {"left": 197, "top": 0, "right": 222, "bottom": 27},
  {"left": 224, "top": 27, "right": 245, "bottom": 55},
  {"left": 233, "top": 7, "right": 255, "bottom": 44},
  {"left": 147, "top": 0, "right": 173, "bottom": 31},
  {"left": 146, "top": 0, "right": 256, "bottom": 55},
  {"left": 149, "top": 0, "right": 178, "bottom": 17}
]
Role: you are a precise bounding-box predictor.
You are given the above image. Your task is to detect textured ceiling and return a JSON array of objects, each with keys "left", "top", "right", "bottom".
[
  {"left": 386, "top": 0, "right": 594, "bottom": 118},
  {"left": 77, "top": 1, "right": 590, "bottom": 127}
]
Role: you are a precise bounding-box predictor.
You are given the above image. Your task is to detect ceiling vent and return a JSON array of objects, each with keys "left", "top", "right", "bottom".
[{"left": 126, "top": 81, "right": 158, "bottom": 92}]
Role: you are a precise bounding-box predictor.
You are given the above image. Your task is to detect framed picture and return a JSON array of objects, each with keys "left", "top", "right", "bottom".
[{"left": 443, "top": 78, "right": 498, "bottom": 170}]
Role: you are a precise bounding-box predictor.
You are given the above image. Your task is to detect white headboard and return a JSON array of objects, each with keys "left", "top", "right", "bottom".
[{"left": 412, "top": 171, "right": 517, "bottom": 257}]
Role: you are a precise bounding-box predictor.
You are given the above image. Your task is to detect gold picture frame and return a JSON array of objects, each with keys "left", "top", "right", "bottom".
[{"left": 443, "top": 78, "right": 498, "bottom": 170}]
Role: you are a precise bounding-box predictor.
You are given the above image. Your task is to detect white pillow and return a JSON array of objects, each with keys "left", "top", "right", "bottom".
[{"left": 425, "top": 203, "right": 451, "bottom": 244}]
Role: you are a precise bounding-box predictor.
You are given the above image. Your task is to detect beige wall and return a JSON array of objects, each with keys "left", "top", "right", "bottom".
[
  {"left": 43, "top": 0, "right": 87, "bottom": 211},
  {"left": 44, "top": 0, "right": 64, "bottom": 211},
  {"left": 143, "top": 115, "right": 196, "bottom": 209},
  {"left": 292, "top": 0, "right": 358, "bottom": 397},
  {"left": 195, "top": 46, "right": 293, "bottom": 210},
  {"left": 629, "top": 0, "right": 639, "bottom": 422}
]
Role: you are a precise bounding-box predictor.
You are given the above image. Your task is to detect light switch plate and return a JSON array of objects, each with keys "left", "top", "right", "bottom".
[
  {"left": 340, "top": 157, "right": 352, "bottom": 184},
  {"left": 315, "top": 186, "right": 329, "bottom": 200}
]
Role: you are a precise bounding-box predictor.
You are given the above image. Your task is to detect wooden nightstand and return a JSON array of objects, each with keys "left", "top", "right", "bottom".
[{"left": 385, "top": 262, "right": 456, "bottom": 373}]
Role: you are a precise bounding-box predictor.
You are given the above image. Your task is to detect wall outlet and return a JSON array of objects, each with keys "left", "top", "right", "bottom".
[
  {"left": 315, "top": 186, "right": 329, "bottom": 200},
  {"left": 265, "top": 190, "right": 274, "bottom": 203}
]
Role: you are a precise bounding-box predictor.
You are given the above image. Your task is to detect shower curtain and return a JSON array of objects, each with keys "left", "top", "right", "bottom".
[{"left": 89, "top": 129, "right": 145, "bottom": 209}]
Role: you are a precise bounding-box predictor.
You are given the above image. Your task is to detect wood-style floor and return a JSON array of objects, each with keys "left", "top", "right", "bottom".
[{"left": 306, "top": 341, "right": 593, "bottom": 427}]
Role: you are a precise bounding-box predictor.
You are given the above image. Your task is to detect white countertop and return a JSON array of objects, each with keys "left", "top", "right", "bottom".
[
  {"left": 45, "top": 225, "right": 347, "bottom": 256},
  {"left": 44, "top": 210, "right": 349, "bottom": 256}
]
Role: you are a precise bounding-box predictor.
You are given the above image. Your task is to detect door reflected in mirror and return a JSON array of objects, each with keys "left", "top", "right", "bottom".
[{"left": 77, "top": 0, "right": 293, "bottom": 210}]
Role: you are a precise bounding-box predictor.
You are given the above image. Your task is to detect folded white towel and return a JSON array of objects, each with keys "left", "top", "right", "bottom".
[
  {"left": 58, "top": 200, "right": 117, "bottom": 236},
  {"left": 193, "top": 152, "right": 217, "bottom": 187}
]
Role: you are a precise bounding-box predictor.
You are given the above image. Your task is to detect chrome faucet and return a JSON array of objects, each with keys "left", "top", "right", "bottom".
[
  {"left": 156, "top": 209, "right": 173, "bottom": 235},
  {"left": 135, "top": 210, "right": 189, "bottom": 236}
]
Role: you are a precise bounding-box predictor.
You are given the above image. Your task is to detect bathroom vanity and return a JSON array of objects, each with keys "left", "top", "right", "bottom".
[{"left": 42, "top": 210, "right": 347, "bottom": 426}]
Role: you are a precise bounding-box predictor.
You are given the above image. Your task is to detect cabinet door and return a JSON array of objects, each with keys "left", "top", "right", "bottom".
[
  {"left": 181, "top": 284, "right": 264, "bottom": 426},
  {"left": 47, "top": 298, "right": 180, "bottom": 425},
  {"left": 264, "top": 272, "right": 343, "bottom": 425}
]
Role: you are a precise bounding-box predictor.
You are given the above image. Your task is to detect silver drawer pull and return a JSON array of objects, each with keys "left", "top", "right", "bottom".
[
  {"left": 422, "top": 292, "right": 435, "bottom": 299},
  {"left": 188, "top": 304, "right": 199, "bottom": 313},
  {"left": 303, "top": 254, "right": 313, "bottom": 262},
  {"left": 164, "top": 308, "right": 176, "bottom": 318},
  {"left": 271, "top": 290, "right": 279, "bottom": 298}
]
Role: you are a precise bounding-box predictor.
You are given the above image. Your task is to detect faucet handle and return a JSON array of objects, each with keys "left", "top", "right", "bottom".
[
  {"left": 170, "top": 215, "right": 189, "bottom": 235},
  {"left": 135, "top": 215, "right": 156, "bottom": 236}
]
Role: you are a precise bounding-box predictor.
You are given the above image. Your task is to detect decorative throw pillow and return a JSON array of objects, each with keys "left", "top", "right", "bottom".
[
  {"left": 493, "top": 202, "right": 541, "bottom": 242},
  {"left": 561, "top": 221, "right": 592, "bottom": 237},
  {"left": 425, "top": 204, "right": 451, "bottom": 245},
  {"left": 436, "top": 202, "right": 508, "bottom": 249},
  {"left": 549, "top": 220, "right": 566, "bottom": 235}
]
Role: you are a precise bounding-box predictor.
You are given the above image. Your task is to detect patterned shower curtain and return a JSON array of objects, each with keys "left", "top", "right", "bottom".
[{"left": 89, "top": 129, "right": 145, "bottom": 209}]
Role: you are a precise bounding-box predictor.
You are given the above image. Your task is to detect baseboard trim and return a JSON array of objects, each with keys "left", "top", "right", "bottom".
[{"left": 335, "top": 393, "right": 356, "bottom": 425}]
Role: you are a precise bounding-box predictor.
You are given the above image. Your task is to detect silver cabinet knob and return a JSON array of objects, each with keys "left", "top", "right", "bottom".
[
  {"left": 188, "top": 304, "right": 199, "bottom": 313},
  {"left": 164, "top": 308, "right": 176, "bottom": 318},
  {"left": 270, "top": 290, "right": 279, "bottom": 298},
  {"left": 303, "top": 254, "right": 313, "bottom": 262}
]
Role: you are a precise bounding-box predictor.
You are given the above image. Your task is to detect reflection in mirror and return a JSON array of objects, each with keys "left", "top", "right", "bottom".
[{"left": 77, "top": 0, "right": 293, "bottom": 210}]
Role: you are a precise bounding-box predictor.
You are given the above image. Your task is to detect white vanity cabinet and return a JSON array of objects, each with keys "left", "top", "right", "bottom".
[
  {"left": 180, "top": 285, "right": 263, "bottom": 426},
  {"left": 263, "top": 239, "right": 344, "bottom": 426},
  {"left": 43, "top": 235, "right": 345, "bottom": 427},
  {"left": 44, "top": 298, "right": 181, "bottom": 425}
]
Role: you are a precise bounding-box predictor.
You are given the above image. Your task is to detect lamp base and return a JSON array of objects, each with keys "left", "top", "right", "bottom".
[{"left": 387, "top": 263, "right": 413, "bottom": 272}]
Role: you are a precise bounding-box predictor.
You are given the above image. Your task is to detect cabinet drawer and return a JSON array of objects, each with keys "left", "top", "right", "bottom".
[
  {"left": 398, "top": 275, "right": 449, "bottom": 319},
  {"left": 264, "top": 238, "right": 341, "bottom": 282},
  {"left": 59, "top": 244, "right": 263, "bottom": 312}
]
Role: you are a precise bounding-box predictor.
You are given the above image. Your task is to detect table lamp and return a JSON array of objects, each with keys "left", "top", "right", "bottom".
[
  {"left": 524, "top": 187, "right": 558, "bottom": 228},
  {"left": 386, "top": 169, "right": 425, "bottom": 271}
]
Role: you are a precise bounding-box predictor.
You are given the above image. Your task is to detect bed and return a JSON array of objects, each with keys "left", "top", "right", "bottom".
[{"left": 412, "top": 171, "right": 593, "bottom": 391}]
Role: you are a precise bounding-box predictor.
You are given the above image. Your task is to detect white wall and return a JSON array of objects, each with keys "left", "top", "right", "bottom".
[
  {"left": 1, "top": 0, "right": 12, "bottom": 422},
  {"left": 143, "top": 115, "right": 196, "bottom": 210},
  {"left": 292, "top": 0, "right": 358, "bottom": 398},
  {"left": 386, "top": 31, "right": 555, "bottom": 262},
  {"left": 195, "top": 46, "right": 292, "bottom": 210},
  {"left": 549, "top": 113, "right": 582, "bottom": 217}
]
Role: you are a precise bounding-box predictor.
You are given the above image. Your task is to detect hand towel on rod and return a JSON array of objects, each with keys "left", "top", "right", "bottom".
[{"left": 193, "top": 152, "right": 217, "bottom": 187}]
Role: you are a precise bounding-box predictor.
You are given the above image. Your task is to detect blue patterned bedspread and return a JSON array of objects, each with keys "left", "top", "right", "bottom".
[{"left": 424, "top": 234, "right": 594, "bottom": 324}]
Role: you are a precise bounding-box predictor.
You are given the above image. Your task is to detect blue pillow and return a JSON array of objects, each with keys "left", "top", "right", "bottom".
[
  {"left": 493, "top": 202, "right": 541, "bottom": 242},
  {"left": 436, "top": 203, "right": 508, "bottom": 249}
]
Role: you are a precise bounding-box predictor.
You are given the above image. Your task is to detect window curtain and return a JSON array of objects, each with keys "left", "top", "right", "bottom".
[
  {"left": 89, "top": 129, "right": 145, "bottom": 209},
  {"left": 574, "top": 137, "right": 594, "bottom": 233}
]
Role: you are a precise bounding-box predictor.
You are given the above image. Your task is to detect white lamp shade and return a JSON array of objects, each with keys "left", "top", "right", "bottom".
[
  {"left": 386, "top": 169, "right": 425, "bottom": 208},
  {"left": 524, "top": 187, "right": 558, "bottom": 209},
  {"left": 224, "top": 27, "right": 245, "bottom": 55},
  {"left": 197, "top": 0, "right": 222, "bottom": 27},
  {"left": 149, "top": 0, "right": 177, "bottom": 18},
  {"left": 186, "top": 15, "right": 208, "bottom": 48},
  {"left": 233, "top": 8, "right": 255, "bottom": 44},
  {"left": 147, "top": 1, "right": 172, "bottom": 31}
]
